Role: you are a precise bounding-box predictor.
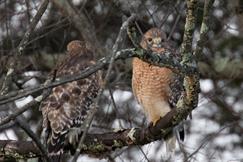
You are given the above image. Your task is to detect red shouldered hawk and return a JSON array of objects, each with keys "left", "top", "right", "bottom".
[
  {"left": 40, "top": 40, "right": 101, "bottom": 161},
  {"left": 132, "top": 28, "right": 184, "bottom": 146}
]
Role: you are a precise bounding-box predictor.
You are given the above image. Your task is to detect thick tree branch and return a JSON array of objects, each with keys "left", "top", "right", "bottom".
[
  {"left": 0, "top": 140, "right": 41, "bottom": 159},
  {"left": 0, "top": 108, "right": 177, "bottom": 158},
  {"left": 169, "top": 0, "right": 215, "bottom": 129},
  {"left": 179, "top": 0, "right": 200, "bottom": 112}
]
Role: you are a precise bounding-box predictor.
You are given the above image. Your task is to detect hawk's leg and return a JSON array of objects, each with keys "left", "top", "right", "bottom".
[{"left": 67, "top": 127, "right": 82, "bottom": 147}]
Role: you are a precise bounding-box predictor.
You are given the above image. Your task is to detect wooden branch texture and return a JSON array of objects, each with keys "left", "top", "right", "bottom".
[
  {"left": 0, "top": 108, "right": 176, "bottom": 158},
  {"left": 0, "top": 140, "right": 41, "bottom": 159}
]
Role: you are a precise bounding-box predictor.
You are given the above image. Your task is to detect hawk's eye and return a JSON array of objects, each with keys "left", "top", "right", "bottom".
[{"left": 147, "top": 38, "right": 153, "bottom": 44}]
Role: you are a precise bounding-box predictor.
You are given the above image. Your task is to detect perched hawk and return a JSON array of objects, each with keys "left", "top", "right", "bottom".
[
  {"left": 40, "top": 40, "right": 101, "bottom": 161},
  {"left": 132, "top": 28, "right": 184, "bottom": 147}
]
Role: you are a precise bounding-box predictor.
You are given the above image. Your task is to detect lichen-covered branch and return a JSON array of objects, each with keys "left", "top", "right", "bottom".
[
  {"left": 0, "top": 140, "right": 41, "bottom": 159},
  {"left": 0, "top": 108, "right": 178, "bottom": 158},
  {"left": 179, "top": 0, "right": 200, "bottom": 112},
  {"left": 171, "top": 0, "right": 215, "bottom": 126},
  {"left": 0, "top": 48, "right": 196, "bottom": 106}
]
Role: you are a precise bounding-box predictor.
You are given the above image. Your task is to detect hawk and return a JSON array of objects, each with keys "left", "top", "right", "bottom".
[
  {"left": 40, "top": 40, "right": 101, "bottom": 161},
  {"left": 132, "top": 28, "right": 184, "bottom": 148}
]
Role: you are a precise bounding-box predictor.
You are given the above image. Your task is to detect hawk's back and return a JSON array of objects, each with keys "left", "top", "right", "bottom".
[{"left": 40, "top": 40, "right": 101, "bottom": 159}]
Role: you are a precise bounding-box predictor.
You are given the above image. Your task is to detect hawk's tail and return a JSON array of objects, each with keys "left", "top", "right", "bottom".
[
  {"left": 166, "top": 135, "right": 177, "bottom": 153},
  {"left": 48, "top": 152, "right": 62, "bottom": 162},
  {"left": 177, "top": 123, "right": 185, "bottom": 141},
  {"left": 47, "top": 131, "right": 66, "bottom": 162},
  {"left": 165, "top": 124, "right": 185, "bottom": 152}
]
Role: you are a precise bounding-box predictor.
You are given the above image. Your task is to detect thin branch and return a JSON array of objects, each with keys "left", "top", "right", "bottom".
[
  {"left": 0, "top": 90, "right": 50, "bottom": 127},
  {"left": 51, "top": 0, "right": 102, "bottom": 54},
  {"left": 18, "top": 0, "right": 49, "bottom": 55},
  {"left": 0, "top": 86, "right": 52, "bottom": 160},
  {"left": 16, "top": 116, "right": 50, "bottom": 162},
  {"left": 0, "top": 100, "right": 37, "bottom": 126},
  {"left": 194, "top": 0, "right": 215, "bottom": 57},
  {"left": 167, "top": 14, "right": 181, "bottom": 40},
  {"left": 0, "top": 122, "right": 15, "bottom": 132},
  {"left": 72, "top": 106, "right": 178, "bottom": 155},
  {"left": 71, "top": 13, "right": 137, "bottom": 162},
  {"left": 186, "top": 122, "right": 236, "bottom": 161},
  {"left": 0, "top": 0, "right": 49, "bottom": 95}
]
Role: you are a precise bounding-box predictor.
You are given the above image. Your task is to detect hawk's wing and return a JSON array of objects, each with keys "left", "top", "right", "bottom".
[
  {"left": 164, "top": 48, "right": 184, "bottom": 109},
  {"left": 40, "top": 42, "right": 101, "bottom": 154},
  {"left": 168, "top": 73, "right": 184, "bottom": 108}
]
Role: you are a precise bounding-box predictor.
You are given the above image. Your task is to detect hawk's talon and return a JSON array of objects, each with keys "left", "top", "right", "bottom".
[
  {"left": 68, "top": 128, "right": 81, "bottom": 146},
  {"left": 127, "top": 128, "right": 136, "bottom": 143}
]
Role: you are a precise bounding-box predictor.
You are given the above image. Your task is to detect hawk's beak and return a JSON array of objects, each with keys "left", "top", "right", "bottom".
[{"left": 152, "top": 37, "right": 162, "bottom": 48}]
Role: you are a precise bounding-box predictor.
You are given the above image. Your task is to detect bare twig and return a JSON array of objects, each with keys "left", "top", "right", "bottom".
[
  {"left": 18, "top": 0, "right": 49, "bottom": 55},
  {"left": 0, "top": 122, "right": 15, "bottom": 132},
  {"left": 0, "top": 91, "right": 51, "bottom": 161},
  {"left": 167, "top": 14, "right": 181, "bottom": 40},
  {"left": 51, "top": 0, "right": 102, "bottom": 54},
  {"left": 0, "top": 68, "right": 14, "bottom": 95},
  {"left": 186, "top": 122, "right": 236, "bottom": 161},
  {"left": 0, "top": 90, "right": 50, "bottom": 127},
  {"left": 0, "top": 0, "right": 49, "bottom": 95}
]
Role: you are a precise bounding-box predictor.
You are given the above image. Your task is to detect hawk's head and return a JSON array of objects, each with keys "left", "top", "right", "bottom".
[
  {"left": 67, "top": 40, "right": 92, "bottom": 56},
  {"left": 140, "top": 28, "right": 169, "bottom": 52}
]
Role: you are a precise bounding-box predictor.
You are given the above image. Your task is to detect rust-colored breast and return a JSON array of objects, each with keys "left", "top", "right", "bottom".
[{"left": 132, "top": 58, "right": 174, "bottom": 124}]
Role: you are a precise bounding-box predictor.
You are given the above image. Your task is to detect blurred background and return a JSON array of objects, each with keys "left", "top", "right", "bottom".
[{"left": 0, "top": 0, "right": 243, "bottom": 161}]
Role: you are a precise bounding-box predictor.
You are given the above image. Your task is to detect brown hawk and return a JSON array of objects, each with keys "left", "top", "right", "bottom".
[
  {"left": 40, "top": 40, "right": 101, "bottom": 161},
  {"left": 132, "top": 28, "right": 184, "bottom": 147}
]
